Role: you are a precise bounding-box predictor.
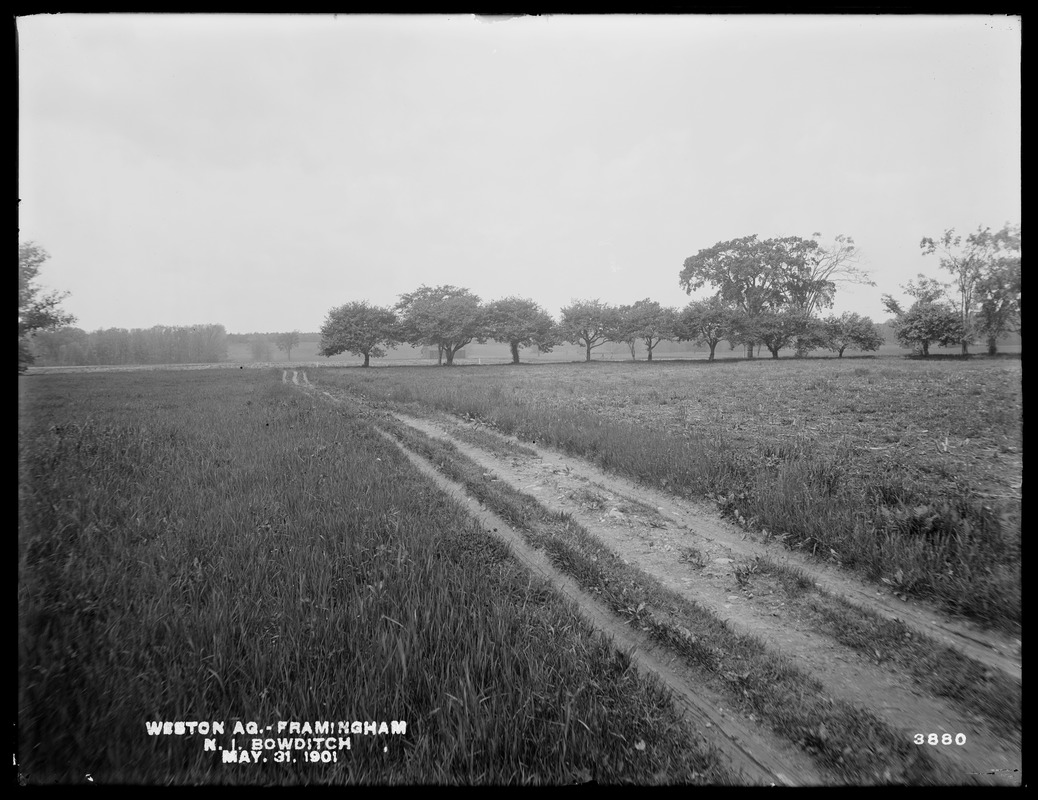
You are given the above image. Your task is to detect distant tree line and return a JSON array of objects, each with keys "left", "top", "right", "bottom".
[
  {"left": 226, "top": 331, "right": 303, "bottom": 362},
  {"left": 29, "top": 324, "right": 229, "bottom": 366},
  {"left": 19, "top": 224, "right": 1020, "bottom": 371}
]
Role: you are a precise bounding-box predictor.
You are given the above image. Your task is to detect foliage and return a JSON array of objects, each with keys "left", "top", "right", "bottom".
[
  {"left": 18, "top": 241, "right": 76, "bottom": 372},
  {"left": 920, "top": 223, "right": 1022, "bottom": 354},
  {"left": 891, "top": 302, "right": 963, "bottom": 356},
  {"left": 881, "top": 273, "right": 950, "bottom": 319},
  {"left": 484, "top": 296, "right": 557, "bottom": 364},
  {"left": 679, "top": 234, "right": 827, "bottom": 357},
  {"left": 319, "top": 302, "right": 399, "bottom": 367},
  {"left": 558, "top": 299, "right": 615, "bottom": 362},
  {"left": 882, "top": 272, "right": 969, "bottom": 357},
  {"left": 395, "top": 285, "right": 485, "bottom": 366},
  {"left": 820, "top": 313, "right": 884, "bottom": 357},
  {"left": 273, "top": 330, "right": 300, "bottom": 360},
  {"left": 797, "top": 233, "right": 874, "bottom": 317},
  {"left": 28, "top": 327, "right": 88, "bottom": 363},
  {"left": 26, "top": 324, "right": 228, "bottom": 366},
  {"left": 607, "top": 299, "right": 678, "bottom": 361},
  {"left": 674, "top": 298, "right": 742, "bottom": 361},
  {"left": 973, "top": 225, "right": 1022, "bottom": 354},
  {"left": 752, "top": 310, "right": 818, "bottom": 359},
  {"left": 250, "top": 335, "right": 274, "bottom": 361}
]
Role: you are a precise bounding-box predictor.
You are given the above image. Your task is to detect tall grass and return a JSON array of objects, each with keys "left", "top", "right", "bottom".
[
  {"left": 317, "top": 359, "right": 1021, "bottom": 631},
  {"left": 18, "top": 371, "right": 730, "bottom": 785}
]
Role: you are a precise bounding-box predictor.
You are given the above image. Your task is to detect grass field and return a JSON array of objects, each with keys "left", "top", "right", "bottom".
[
  {"left": 17, "top": 370, "right": 734, "bottom": 785},
  {"left": 17, "top": 356, "right": 1021, "bottom": 784}
]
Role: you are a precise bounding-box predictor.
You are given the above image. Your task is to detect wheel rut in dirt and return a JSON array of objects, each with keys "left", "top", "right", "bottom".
[
  {"left": 294, "top": 375, "right": 1021, "bottom": 785},
  {"left": 380, "top": 407, "right": 1020, "bottom": 785},
  {"left": 371, "top": 425, "right": 823, "bottom": 786}
]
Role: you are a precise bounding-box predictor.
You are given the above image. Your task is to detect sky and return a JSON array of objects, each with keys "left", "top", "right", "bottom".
[{"left": 18, "top": 13, "right": 1021, "bottom": 334}]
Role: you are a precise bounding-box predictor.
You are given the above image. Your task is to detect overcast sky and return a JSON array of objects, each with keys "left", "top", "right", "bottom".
[{"left": 18, "top": 13, "right": 1020, "bottom": 334}]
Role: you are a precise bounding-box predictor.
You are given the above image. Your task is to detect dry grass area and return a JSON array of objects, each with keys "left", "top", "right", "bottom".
[{"left": 453, "top": 358, "right": 1022, "bottom": 503}]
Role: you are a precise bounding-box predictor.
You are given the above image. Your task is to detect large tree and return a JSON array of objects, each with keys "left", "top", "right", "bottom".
[
  {"left": 19, "top": 242, "right": 76, "bottom": 372},
  {"left": 753, "top": 310, "right": 818, "bottom": 359},
  {"left": 675, "top": 298, "right": 741, "bottom": 361},
  {"left": 395, "top": 285, "right": 485, "bottom": 366},
  {"left": 882, "top": 292, "right": 962, "bottom": 357},
  {"left": 795, "top": 233, "right": 873, "bottom": 317},
  {"left": 319, "top": 302, "right": 399, "bottom": 367},
  {"left": 920, "top": 223, "right": 1021, "bottom": 355},
  {"left": 559, "top": 299, "right": 614, "bottom": 362},
  {"left": 614, "top": 299, "right": 678, "bottom": 362},
  {"left": 679, "top": 234, "right": 824, "bottom": 357},
  {"left": 820, "top": 312, "right": 884, "bottom": 358},
  {"left": 605, "top": 304, "right": 639, "bottom": 360},
  {"left": 969, "top": 224, "right": 1022, "bottom": 354},
  {"left": 484, "top": 296, "right": 557, "bottom": 364},
  {"left": 273, "top": 331, "right": 300, "bottom": 361}
]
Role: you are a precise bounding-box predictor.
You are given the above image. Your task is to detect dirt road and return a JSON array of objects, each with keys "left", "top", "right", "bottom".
[{"left": 287, "top": 370, "right": 1022, "bottom": 786}]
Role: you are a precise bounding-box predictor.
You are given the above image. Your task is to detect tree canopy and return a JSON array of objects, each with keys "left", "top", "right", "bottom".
[
  {"left": 796, "top": 233, "right": 873, "bottom": 317},
  {"left": 319, "top": 302, "right": 399, "bottom": 367},
  {"left": 559, "top": 299, "right": 614, "bottom": 362},
  {"left": 19, "top": 242, "right": 76, "bottom": 372},
  {"left": 921, "top": 222, "right": 1021, "bottom": 355},
  {"left": 273, "top": 331, "right": 300, "bottom": 360},
  {"left": 891, "top": 302, "right": 963, "bottom": 356},
  {"left": 608, "top": 299, "right": 677, "bottom": 361},
  {"left": 675, "top": 297, "right": 741, "bottom": 361},
  {"left": 484, "top": 296, "right": 557, "bottom": 364},
  {"left": 679, "top": 234, "right": 833, "bottom": 357},
  {"left": 395, "top": 285, "right": 484, "bottom": 366},
  {"left": 821, "top": 312, "right": 884, "bottom": 358}
]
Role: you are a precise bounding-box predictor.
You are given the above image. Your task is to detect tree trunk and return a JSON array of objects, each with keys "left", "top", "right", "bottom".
[
  {"left": 961, "top": 340, "right": 969, "bottom": 355},
  {"left": 708, "top": 342, "right": 717, "bottom": 361},
  {"left": 987, "top": 335, "right": 998, "bottom": 356},
  {"left": 838, "top": 346, "right": 846, "bottom": 358},
  {"left": 445, "top": 346, "right": 455, "bottom": 366},
  {"left": 922, "top": 341, "right": 930, "bottom": 356},
  {"left": 647, "top": 345, "right": 653, "bottom": 361},
  {"left": 746, "top": 343, "right": 754, "bottom": 358},
  {"left": 363, "top": 352, "right": 370, "bottom": 367},
  {"left": 437, "top": 344, "right": 443, "bottom": 366},
  {"left": 628, "top": 341, "right": 636, "bottom": 360},
  {"left": 585, "top": 340, "right": 592, "bottom": 362},
  {"left": 510, "top": 342, "right": 520, "bottom": 364}
]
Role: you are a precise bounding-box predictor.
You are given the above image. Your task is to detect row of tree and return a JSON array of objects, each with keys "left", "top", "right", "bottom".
[
  {"left": 19, "top": 225, "right": 1020, "bottom": 371},
  {"left": 318, "top": 291, "right": 886, "bottom": 367},
  {"left": 319, "top": 227, "right": 1020, "bottom": 366},
  {"left": 318, "top": 233, "right": 886, "bottom": 366},
  {"left": 29, "top": 323, "right": 229, "bottom": 366}
]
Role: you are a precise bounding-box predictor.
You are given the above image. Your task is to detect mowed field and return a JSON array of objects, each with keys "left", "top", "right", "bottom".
[{"left": 18, "top": 356, "right": 1021, "bottom": 785}]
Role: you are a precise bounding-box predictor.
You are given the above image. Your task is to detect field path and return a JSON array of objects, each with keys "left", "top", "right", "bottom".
[
  {"left": 371, "top": 424, "right": 823, "bottom": 786},
  {"left": 295, "top": 373, "right": 1021, "bottom": 785}
]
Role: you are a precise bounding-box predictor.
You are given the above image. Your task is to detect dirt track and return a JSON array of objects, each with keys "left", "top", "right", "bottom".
[{"left": 287, "top": 370, "right": 1022, "bottom": 786}]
